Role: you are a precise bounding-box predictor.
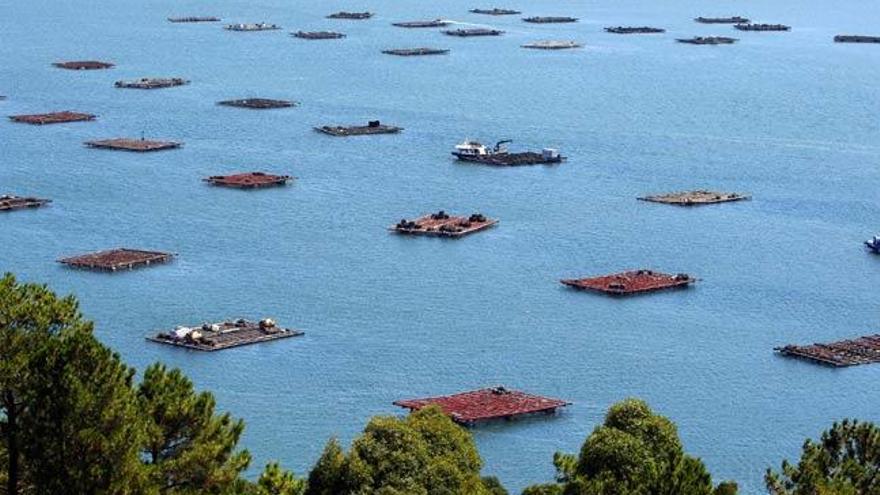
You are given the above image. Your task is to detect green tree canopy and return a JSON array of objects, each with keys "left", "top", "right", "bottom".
[
  {"left": 523, "top": 398, "right": 736, "bottom": 495},
  {"left": 766, "top": 419, "right": 880, "bottom": 495},
  {"left": 304, "top": 406, "right": 503, "bottom": 495}
]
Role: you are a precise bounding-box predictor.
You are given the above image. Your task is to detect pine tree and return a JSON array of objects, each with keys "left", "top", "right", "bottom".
[{"left": 138, "top": 363, "right": 251, "bottom": 494}]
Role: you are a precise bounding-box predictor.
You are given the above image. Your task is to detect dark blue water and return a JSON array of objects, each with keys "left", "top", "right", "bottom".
[{"left": 3, "top": 0, "right": 880, "bottom": 492}]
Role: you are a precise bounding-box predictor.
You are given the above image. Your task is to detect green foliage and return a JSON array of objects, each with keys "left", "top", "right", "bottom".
[
  {"left": 523, "top": 398, "right": 734, "bottom": 495},
  {"left": 305, "top": 406, "right": 501, "bottom": 495},
  {"left": 256, "top": 462, "right": 306, "bottom": 495},
  {"left": 139, "top": 363, "right": 251, "bottom": 493},
  {"left": 765, "top": 419, "right": 880, "bottom": 494}
]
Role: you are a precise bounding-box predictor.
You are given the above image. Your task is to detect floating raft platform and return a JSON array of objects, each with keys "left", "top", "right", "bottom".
[
  {"left": 0, "top": 195, "right": 51, "bottom": 212},
  {"left": 523, "top": 16, "right": 578, "bottom": 23},
  {"left": 168, "top": 16, "right": 221, "bottom": 23},
  {"left": 835, "top": 35, "right": 880, "bottom": 43},
  {"left": 225, "top": 23, "right": 281, "bottom": 31},
  {"left": 53, "top": 60, "right": 114, "bottom": 70},
  {"left": 84, "top": 138, "right": 182, "bottom": 152},
  {"left": 383, "top": 47, "right": 450, "bottom": 56},
  {"left": 292, "top": 31, "right": 346, "bottom": 39},
  {"left": 677, "top": 36, "right": 738, "bottom": 45},
  {"left": 561, "top": 270, "right": 695, "bottom": 295},
  {"left": 392, "top": 19, "right": 450, "bottom": 28},
  {"left": 638, "top": 190, "right": 750, "bottom": 206},
  {"left": 392, "top": 211, "right": 497, "bottom": 238},
  {"left": 148, "top": 318, "right": 304, "bottom": 351},
  {"left": 115, "top": 77, "right": 189, "bottom": 89},
  {"left": 59, "top": 248, "right": 174, "bottom": 271},
  {"left": 203, "top": 172, "right": 292, "bottom": 189},
  {"left": 327, "top": 11, "right": 374, "bottom": 20},
  {"left": 522, "top": 40, "right": 581, "bottom": 49},
  {"left": 734, "top": 23, "right": 790, "bottom": 31},
  {"left": 470, "top": 8, "right": 521, "bottom": 15},
  {"left": 316, "top": 120, "right": 402, "bottom": 136},
  {"left": 695, "top": 16, "right": 750, "bottom": 24},
  {"left": 444, "top": 28, "right": 504, "bottom": 37},
  {"left": 217, "top": 98, "right": 296, "bottom": 109},
  {"left": 394, "top": 386, "right": 570, "bottom": 425},
  {"left": 775, "top": 335, "right": 880, "bottom": 367},
  {"left": 605, "top": 26, "right": 666, "bottom": 34},
  {"left": 9, "top": 111, "right": 96, "bottom": 125}
]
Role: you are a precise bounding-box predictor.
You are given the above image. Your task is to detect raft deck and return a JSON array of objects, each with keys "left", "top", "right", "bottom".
[
  {"left": 59, "top": 248, "right": 174, "bottom": 271},
  {"left": 638, "top": 190, "right": 750, "bottom": 206},
  {"left": 115, "top": 78, "right": 189, "bottom": 89},
  {"left": 562, "top": 270, "right": 695, "bottom": 295},
  {"left": 0, "top": 195, "right": 51, "bottom": 212},
  {"left": 316, "top": 121, "right": 402, "bottom": 136},
  {"left": 203, "top": 172, "right": 292, "bottom": 189},
  {"left": 168, "top": 16, "right": 221, "bottom": 23},
  {"left": 394, "top": 387, "right": 570, "bottom": 425},
  {"left": 53, "top": 60, "right": 114, "bottom": 70},
  {"left": 10, "top": 111, "right": 96, "bottom": 125},
  {"left": 470, "top": 8, "right": 521, "bottom": 15},
  {"left": 677, "top": 37, "right": 738, "bottom": 45},
  {"left": 383, "top": 48, "right": 450, "bottom": 56},
  {"left": 84, "top": 138, "right": 182, "bottom": 152},
  {"left": 225, "top": 23, "right": 281, "bottom": 31},
  {"left": 695, "top": 16, "right": 750, "bottom": 24},
  {"left": 392, "top": 19, "right": 450, "bottom": 28},
  {"left": 522, "top": 40, "right": 581, "bottom": 49},
  {"left": 218, "top": 98, "right": 296, "bottom": 109},
  {"left": 734, "top": 23, "right": 790, "bottom": 31},
  {"left": 523, "top": 16, "right": 578, "bottom": 23},
  {"left": 292, "top": 31, "right": 346, "bottom": 39},
  {"left": 392, "top": 211, "right": 497, "bottom": 238},
  {"left": 605, "top": 26, "right": 666, "bottom": 34},
  {"left": 835, "top": 35, "right": 880, "bottom": 43},
  {"left": 775, "top": 335, "right": 880, "bottom": 367},
  {"left": 327, "top": 12, "right": 373, "bottom": 19},
  {"left": 148, "top": 319, "right": 304, "bottom": 351},
  {"left": 444, "top": 28, "right": 504, "bottom": 36}
]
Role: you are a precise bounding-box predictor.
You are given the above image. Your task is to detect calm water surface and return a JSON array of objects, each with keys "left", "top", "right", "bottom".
[{"left": 2, "top": 0, "right": 880, "bottom": 492}]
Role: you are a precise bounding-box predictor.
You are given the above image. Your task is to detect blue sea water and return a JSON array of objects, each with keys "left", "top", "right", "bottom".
[{"left": 2, "top": 0, "right": 880, "bottom": 492}]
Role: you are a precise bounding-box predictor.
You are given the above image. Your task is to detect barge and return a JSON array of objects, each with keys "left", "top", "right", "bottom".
[
  {"left": 114, "top": 77, "right": 189, "bottom": 89},
  {"left": 315, "top": 120, "right": 402, "bottom": 136},
  {"left": 148, "top": 318, "right": 304, "bottom": 352},
  {"left": 775, "top": 334, "right": 880, "bottom": 367},
  {"left": 605, "top": 26, "right": 665, "bottom": 34},
  {"left": 217, "top": 98, "right": 296, "bottom": 109},
  {"left": 470, "top": 8, "right": 521, "bottom": 15},
  {"left": 695, "top": 16, "right": 750, "bottom": 24},
  {"left": 0, "top": 195, "right": 51, "bottom": 212},
  {"left": 292, "top": 31, "right": 346, "bottom": 39},
  {"left": 59, "top": 248, "right": 174, "bottom": 271},
  {"left": 561, "top": 270, "right": 695, "bottom": 295},
  {"left": 224, "top": 23, "right": 281, "bottom": 31},
  {"left": 168, "top": 16, "right": 220, "bottom": 23},
  {"left": 203, "top": 172, "right": 292, "bottom": 189},
  {"left": 84, "top": 138, "right": 182, "bottom": 152},
  {"left": 382, "top": 47, "right": 450, "bottom": 56},
  {"left": 392, "top": 19, "right": 450, "bottom": 28},
  {"left": 452, "top": 139, "right": 564, "bottom": 166},
  {"left": 677, "top": 36, "right": 738, "bottom": 45},
  {"left": 53, "top": 60, "right": 114, "bottom": 70},
  {"left": 734, "top": 23, "right": 790, "bottom": 31},
  {"left": 394, "top": 386, "right": 570, "bottom": 425},
  {"left": 444, "top": 28, "right": 504, "bottom": 37},
  {"left": 9, "top": 111, "right": 96, "bottom": 125},
  {"left": 327, "top": 12, "right": 373, "bottom": 20},
  {"left": 522, "top": 40, "right": 581, "bottom": 49},
  {"left": 638, "top": 190, "right": 750, "bottom": 206},
  {"left": 865, "top": 235, "right": 880, "bottom": 253},
  {"left": 523, "top": 16, "right": 578, "bottom": 23},
  {"left": 391, "top": 211, "right": 497, "bottom": 238},
  {"left": 835, "top": 35, "right": 880, "bottom": 43}
]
